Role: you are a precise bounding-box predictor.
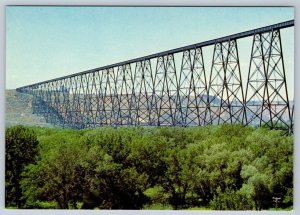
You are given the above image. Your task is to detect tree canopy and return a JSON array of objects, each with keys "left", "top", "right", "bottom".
[{"left": 5, "top": 124, "right": 293, "bottom": 210}]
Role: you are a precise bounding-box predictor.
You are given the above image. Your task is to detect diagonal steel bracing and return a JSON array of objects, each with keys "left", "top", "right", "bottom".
[
  {"left": 245, "top": 29, "right": 292, "bottom": 132},
  {"left": 178, "top": 48, "right": 208, "bottom": 126},
  {"left": 207, "top": 40, "right": 246, "bottom": 125},
  {"left": 16, "top": 20, "right": 294, "bottom": 134}
]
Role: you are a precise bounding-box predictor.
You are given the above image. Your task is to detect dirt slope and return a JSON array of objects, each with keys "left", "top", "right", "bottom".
[{"left": 5, "top": 89, "right": 52, "bottom": 128}]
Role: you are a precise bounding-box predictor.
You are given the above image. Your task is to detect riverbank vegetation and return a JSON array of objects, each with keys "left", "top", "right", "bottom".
[{"left": 5, "top": 124, "right": 293, "bottom": 210}]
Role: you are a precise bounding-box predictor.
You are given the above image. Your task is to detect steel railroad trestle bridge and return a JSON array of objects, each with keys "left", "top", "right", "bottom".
[{"left": 16, "top": 20, "right": 294, "bottom": 133}]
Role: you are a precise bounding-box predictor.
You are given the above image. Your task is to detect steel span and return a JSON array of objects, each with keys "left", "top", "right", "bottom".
[{"left": 16, "top": 20, "right": 294, "bottom": 133}]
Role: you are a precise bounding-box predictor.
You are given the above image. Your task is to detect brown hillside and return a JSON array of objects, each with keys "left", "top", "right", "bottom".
[{"left": 5, "top": 89, "right": 52, "bottom": 128}]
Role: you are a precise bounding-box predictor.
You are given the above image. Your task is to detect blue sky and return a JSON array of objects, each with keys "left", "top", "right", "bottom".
[{"left": 6, "top": 6, "right": 294, "bottom": 94}]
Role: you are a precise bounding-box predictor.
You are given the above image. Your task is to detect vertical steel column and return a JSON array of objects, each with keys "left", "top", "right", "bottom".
[
  {"left": 245, "top": 30, "right": 291, "bottom": 132},
  {"left": 102, "top": 69, "right": 110, "bottom": 126},
  {"left": 134, "top": 59, "right": 154, "bottom": 125},
  {"left": 145, "top": 60, "right": 156, "bottom": 125},
  {"left": 207, "top": 42, "right": 229, "bottom": 124},
  {"left": 245, "top": 33, "right": 271, "bottom": 127},
  {"left": 194, "top": 48, "right": 209, "bottom": 126},
  {"left": 143, "top": 60, "right": 155, "bottom": 125},
  {"left": 114, "top": 66, "right": 124, "bottom": 126},
  {"left": 94, "top": 70, "right": 104, "bottom": 126},
  {"left": 87, "top": 72, "right": 98, "bottom": 128},
  {"left": 153, "top": 56, "right": 165, "bottom": 126},
  {"left": 177, "top": 50, "right": 193, "bottom": 126},
  {"left": 207, "top": 40, "right": 245, "bottom": 125},
  {"left": 114, "top": 64, "right": 134, "bottom": 126},
  {"left": 134, "top": 60, "right": 144, "bottom": 125},
  {"left": 81, "top": 74, "right": 90, "bottom": 128},
  {"left": 153, "top": 54, "right": 178, "bottom": 126},
  {"left": 121, "top": 64, "right": 135, "bottom": 125},
  {"left": 129, "top": 63, "right": 137, "bottom": 126},
  {"left": 177, "top": 48, "right": 208, "bottom": 126},
  {"left": 108, "top": 68, "right": 117, "bottom": 126},
  {"left": 69, "top": 76, "right": 79, "bottom": 128},
  {"left": 222, "top": 40, "right": 246, "bottom": 124},
  {"left": 266, "top": 30, "right": 292, "bottom": 131}
]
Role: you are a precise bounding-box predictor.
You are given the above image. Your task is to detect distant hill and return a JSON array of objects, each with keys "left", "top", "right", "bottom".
[{"left": 5, "top": 89, "right": 53, "bottom": 128}]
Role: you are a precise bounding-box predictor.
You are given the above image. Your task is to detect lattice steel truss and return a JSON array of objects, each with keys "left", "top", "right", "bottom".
[{"left": 16, "top": 20, "right": 294, "bottom": 133}]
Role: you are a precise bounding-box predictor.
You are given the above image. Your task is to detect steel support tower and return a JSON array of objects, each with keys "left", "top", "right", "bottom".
[{"left": 16, "top": 20, "right": 294, "bottom": 133}]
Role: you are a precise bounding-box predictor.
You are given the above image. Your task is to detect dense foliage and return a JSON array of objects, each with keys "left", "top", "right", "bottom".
[
  {"left": 5, "top": 125, "right": 39, "bottom": 208},
  {"left": 5, "top": 124, "right": 293, "bottom": 210}
]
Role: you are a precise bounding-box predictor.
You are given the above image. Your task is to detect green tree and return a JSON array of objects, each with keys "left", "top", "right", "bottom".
[
  {"left": 126, "top": 133, "right": 168, "bottom": 186},
  {"left": 210, "top": 187, "right": 254, "bottom": 210},
  {"left": 5, "top": 125, "right": 39, "bottom": 208},
  {"left": 21, "top": 134, "right": 86, "bottom": 209},
  {"left": 17, "top": 125, "right": 293, "bottom": 210},
  {"left": 81, "top": 130, "right": 149, "bottom": 209},
  {"left": 240, "top": 128, "right": 293, "bottom": 210},
  {"left": 160, "top": 144, "right": 202, "bottom": 209}
]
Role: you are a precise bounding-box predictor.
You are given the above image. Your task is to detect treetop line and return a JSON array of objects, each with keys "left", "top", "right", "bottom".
[{"left": 16, "top": 20, "right": 294, "bottom": 133}]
